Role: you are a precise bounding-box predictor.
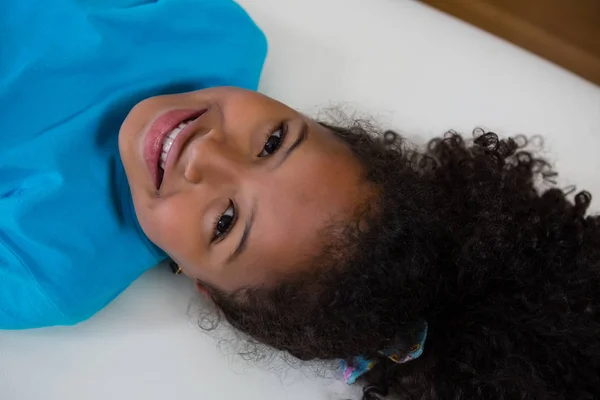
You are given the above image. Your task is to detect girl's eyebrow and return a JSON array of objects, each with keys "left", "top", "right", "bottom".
[{"left": 274, "top": 120, "right": 309, "bottom": 169}]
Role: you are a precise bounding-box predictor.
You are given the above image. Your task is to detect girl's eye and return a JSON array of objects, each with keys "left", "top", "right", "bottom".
[
  {"left": 213, "top": 201, "right": 235, "bottom": 241},
  {"left": 258, "top": 124, "right": 286, "bottom": 157}
]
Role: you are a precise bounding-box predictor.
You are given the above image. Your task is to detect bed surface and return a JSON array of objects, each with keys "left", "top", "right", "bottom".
[{"left": 2, "top": 1, "right": 599, "bottom": 399}]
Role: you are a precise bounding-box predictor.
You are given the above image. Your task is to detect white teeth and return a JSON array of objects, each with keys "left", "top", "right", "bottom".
[
  {"left": 162, "top": 137, "right": 174, "bottom": 153},
  {"left": 159, "top": 119, "right": 194, "bottom": 170}
]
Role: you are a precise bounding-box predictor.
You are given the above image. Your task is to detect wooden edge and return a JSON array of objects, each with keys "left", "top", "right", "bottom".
[{"left": 420, "top": 0, "right": 600, "bottom": 86}]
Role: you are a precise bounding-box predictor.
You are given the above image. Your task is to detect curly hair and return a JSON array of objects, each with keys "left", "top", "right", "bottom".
[{"left": 205, "top": 122, "right": 600, "bottom": 400}]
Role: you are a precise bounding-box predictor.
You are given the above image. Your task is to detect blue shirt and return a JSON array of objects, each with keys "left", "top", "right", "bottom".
[{"left": 0, "top": 0, "right": 267, "bottom": 329}]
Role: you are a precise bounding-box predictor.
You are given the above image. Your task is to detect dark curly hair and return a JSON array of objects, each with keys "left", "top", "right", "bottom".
[{"left": 204, "top": 122, "right": 600, "bottom": 400}]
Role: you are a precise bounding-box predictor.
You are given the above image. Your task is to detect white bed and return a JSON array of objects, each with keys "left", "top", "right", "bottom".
[{"left": 2, "top": 1, "right": 599, "bottom": 399}]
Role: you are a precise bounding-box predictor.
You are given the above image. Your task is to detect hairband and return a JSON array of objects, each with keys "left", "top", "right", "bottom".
[{"left": 341, "top": 321, "right": 428, "bottom": 384}]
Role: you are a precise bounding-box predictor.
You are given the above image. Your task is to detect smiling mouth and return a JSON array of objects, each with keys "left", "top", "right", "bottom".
[
  {"left": 145, "top": 109, "right": 207, "bottom": 190},
  {"left": 157, "top": 116, "right": 198, "bottom": 187}
]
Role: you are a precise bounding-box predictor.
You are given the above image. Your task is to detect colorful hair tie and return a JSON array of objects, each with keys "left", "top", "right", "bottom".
[{"left": 341, "top": 321, "right": 428, "bottom": 384}]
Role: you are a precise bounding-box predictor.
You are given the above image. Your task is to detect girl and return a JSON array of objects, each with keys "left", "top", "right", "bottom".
[{"left": 3, "top": 0, "right": 599, "bottom": 399}]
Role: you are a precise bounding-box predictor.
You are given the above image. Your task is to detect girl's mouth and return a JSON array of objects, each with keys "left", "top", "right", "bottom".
[{"left": 142, "top": 108, "right": 207, "bottom": 190}]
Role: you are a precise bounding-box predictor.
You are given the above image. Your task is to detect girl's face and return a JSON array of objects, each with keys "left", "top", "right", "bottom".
[{"left": 119, "top": 87, "right": 367, "bottom": 292}]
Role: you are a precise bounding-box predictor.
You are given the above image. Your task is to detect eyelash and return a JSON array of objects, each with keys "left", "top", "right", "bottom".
[
  {"left": 211, "top": 200, "right": 236, "bottom": 243},
  {"left": 258, "top": 122, "right": 288, "bottom": 158}
]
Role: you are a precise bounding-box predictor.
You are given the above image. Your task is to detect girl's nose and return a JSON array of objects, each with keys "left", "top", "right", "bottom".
[{"left": 183, "top": 128, "right": 240, "bottom": 184}]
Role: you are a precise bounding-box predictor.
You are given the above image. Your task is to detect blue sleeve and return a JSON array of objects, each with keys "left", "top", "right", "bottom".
[
  {"left": 0, "top": 257, "right": 71, "bottom": 330},
  {"left": 0, "top": 0, "right": 268, "bottom": 145},
  {"left": 92, "top": 0, "right": 269, "bottom": 90}
]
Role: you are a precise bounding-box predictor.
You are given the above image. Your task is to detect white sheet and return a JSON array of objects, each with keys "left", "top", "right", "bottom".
[{"left": 2, "top": 1, "right": 599, "bottom": 399}]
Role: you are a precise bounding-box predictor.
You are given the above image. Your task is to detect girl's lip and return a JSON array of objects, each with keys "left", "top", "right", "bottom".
[{"left": 142, "top": 109, "right": 207, "bottom": 189}]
